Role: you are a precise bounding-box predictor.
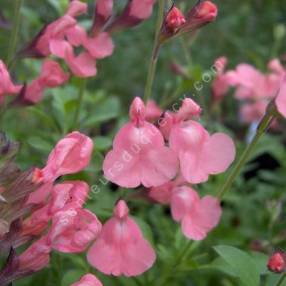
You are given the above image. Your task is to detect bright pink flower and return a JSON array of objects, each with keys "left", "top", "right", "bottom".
[
  {"left": 0, "top": 60, "right": 22, "bottom": 100},
  {"left": 48, "top": 206, "right": 101, "bottom": 253},
  {"left": 276, "top": 77, "right": 286, "bottom": 118},
  {"left": 191, "top": 0, "right": 218, "bottom": 22},
  {"left": 84, "top": 32, "right": 114, "bottom": 59},
  {"left": 171, "top": 186, "right": 222, "bottom": 240},
  {"left": 165, "top": 99, "right": 235, "bottom": 184},
  {"left": 27, "top": 182, "right": 53, "bottom": 205},
  {"left": 267, "top": 251, "right": 286, "bottom": 273},
  {"left": 66, "top": 0, "right": 88, "bottom": 17},
  {"left": 165, "top": 6, "right": 186, "bottom": 33},
  {"left": 49, "top": 181, "right": 89, "bottom": 214},
  {"left": 129, "top": 0, "right": 156, "bottom": 20},
  {"left": 145, "top": 100, "right": 162, "bottom": 122},
  {"left": 103, "top": 97, "right": 178, "bottom": 188},
  {"left": 35, "top": 15, "right": 77, "bottom": 57},
  {"left": 87, "top": 200, "right": 156, "bottom": 276},
  {"left": 70, "top": 274, "right": 103, "bottom": 286},
  {"left": 18, "top": 236, "right": 51, "bottom": 272},
  {"left": 43, "top": 131, "right": 93, "bottom": 182},
  {"left": 39, "top": 59, "right": 69, "bottom": 88}
]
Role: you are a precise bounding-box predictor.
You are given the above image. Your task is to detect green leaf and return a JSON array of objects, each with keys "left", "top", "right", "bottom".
[{"left": 214, "top": 245, "right": 261, "bottom": 286}]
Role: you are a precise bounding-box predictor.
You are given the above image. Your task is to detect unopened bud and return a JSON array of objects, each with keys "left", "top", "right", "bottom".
[{"left": 267, "top": 251, "right": 286, "bottom": 273}]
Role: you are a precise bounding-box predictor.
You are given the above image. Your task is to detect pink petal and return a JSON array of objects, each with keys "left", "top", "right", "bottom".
[
  {"left": 50, "top": 38, "right": 73, "bottom": 59},
  {"left": 43, "top": 132, "right": 93, "bottom": 181},
  {"left": 87, "top": 201, "right": 156, "bottom": 277},
  {"left": 65, "top": 25, "right": 87, "bottom": 47},
  {"left": 276, "top": 78, "right": 286, "bottom": 118},
  {"left": 84, "top": 32, "right": 114, "bottom": 59},
  {"left": 39, "top": 59, "right": 69, "bottom": 88},
  {"left": 65, "top": 51, "right": 97, "bottom": 78},
  {"left": 70, "top": 274, "right": 103, "bottom": 286},
  {"left": 66, "top": 0, "right": 88, "bottom": 17},
  {"left": 129, "top": 0, "right": 156, "bottom": 20},
  {"left": 202, "top": 133, "right": 236, "bottom": 175}
]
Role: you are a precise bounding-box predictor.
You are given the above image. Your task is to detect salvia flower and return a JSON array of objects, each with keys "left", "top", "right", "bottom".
[
  {"left": 70, "top": 273, "right": 103, "bottom": 286},
  {"left": 267, "top": 250, "right": 286, "bottom": 273},
  {"left": 87, "top": 200, "right": 156, "bottom": 276},
  {"left": 103, "top": 97, "right": 178, "bottom": 188},
  {"left": 171, "top": 186, "right": 222, "bottom": 240},
  {"left": 0, "top": 60, "right": 23, "bottom": 103}
]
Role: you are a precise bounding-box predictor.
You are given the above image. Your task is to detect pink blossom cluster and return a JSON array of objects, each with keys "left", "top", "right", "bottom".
[
  {"left": 103, "top": 97, "right": 235, "bottom": 240},
  {"left": 212, "top": 57, "right": 286, "bottom": 123},
  {"left": 0, "top": 0, "right": 158, "bottom": 105}
]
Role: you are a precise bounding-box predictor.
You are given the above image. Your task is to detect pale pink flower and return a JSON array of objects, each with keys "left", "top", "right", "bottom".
[
  {"left": 171, "top": 186, "right": 222, "bottom": 240},
  {"left": 165, "top": 99, "right": 235, "bottom": 184},
  {"left": 276, "top": 77, "right": 286, "bottom": 118},
  {"left": 49, "top": 181, "right": 89, "bottom": 214},
  {"left": 66, "top": 0, "right": 88, "bottom": 18},
  {"left": 103, "top": 97, "right": 178, "bottom": 188},
  {"left": 18, "top": 236, "right": 51, "bottom": 272},
  {"left": 87, "top": 200, "right": 156, "bottom": 276},
  {"left": 48, "top": 206, "right": 101, "bottom": 253},
  {"left": 42, "top": 131, "right": 93, "bottom": 182},
  {"left": 240, "top": 101, "right": 268, "bottom": 123},
  {"left": 0, "top": 60, "right": 22, "bottom": 101},
  {"left": 70, "top": 274, "right": 103, "bottom": 286}
]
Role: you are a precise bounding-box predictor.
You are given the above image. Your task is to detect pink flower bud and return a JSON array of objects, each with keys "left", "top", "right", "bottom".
[
  {"left": 165, "top": 6, "right": 186, "bottom": 33},
  {"left": 43, "top": 132, "right": 93, "bottom": 182},
  {"left": 267, "top": 251, "right": 286, "bottom": 273}
]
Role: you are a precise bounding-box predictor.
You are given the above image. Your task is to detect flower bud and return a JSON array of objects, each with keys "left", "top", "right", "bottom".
[
  {"left": 164, "top": 6, "right": 186, "bottom": 34},
  {"left": 267, "top": 251, "right": 286, "bottom": 273}
]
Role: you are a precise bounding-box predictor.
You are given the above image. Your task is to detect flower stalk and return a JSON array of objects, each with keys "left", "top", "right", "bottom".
[
  {"left": 217, "top": 104, "right": 277, "bottom": 199},
  {"left": 143, "top": 0, "right": 166, "bottom": 103}
]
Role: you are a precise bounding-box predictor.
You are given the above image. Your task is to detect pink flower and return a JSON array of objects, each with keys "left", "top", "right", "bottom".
[
  {"left": 48, "top": 206, "right": 101, "bottom": 253},
  {"left": 0, "top": 60, "right": 22, "bottom": 101},
  {"left": 164, "top": 6, "right": 186, "bottom": 33},
  {"left": 28, "top": 132, "right": 93, "bottom": 204},
  {"left": 66, "top": 0, "right": 88, "bottom": 17},
  {"left": 39, "top": 59, "right": 69, "bottom": 88},
  {"left": 129, "top": 0, "right": 156, "bottom": 20},
  {"left": 18, "top": 236, "right": 51, "bottom": 272},
  {"left": 83, "top": 32, "right": 114, "bottom": 59},
  {"left": 65, "top": 24, "right": 87, "bottom": 47},
  {"left": 103, "top": 97, "right": 178, "bottom": 188},
  {"left": 65, "top": 50, "right": 97, "bottom": 78},
  {"left": 276, "top": 77, "right": 286, "bottom": 118},
  {"left": 49, "top": 181, "right": 89, "bottom": 214},
  {"left": 166, "top": 99, "right": 235, "bottom": 184},
  {"left": 87, "top": 200, "right": 156, "bottom": 276},
  {"left": 70, "top": 274, "right": 103, "bottom": 286},
  {"left": 171, "top": 186, "right": 222, "bottom": 240},
  {"left": 42, "top": 131, "right": 93, "bottom": 182},
  {"left": 240, "top": 101, "right": 268, "bottom": 123}
]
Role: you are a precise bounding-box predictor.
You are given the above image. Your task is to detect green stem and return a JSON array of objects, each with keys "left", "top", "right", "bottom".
[
  {"left": 217, "top": 109, "right": 275, "bottom": 199},
  {"left": 143, "top": 0, "right": 166, "bottom": 103},
  {"left": 72, "top": 79, "right": 87, "bottom": 130},
  {"left": 276, "top": 274, "right": 286, "bottom": 286},
  {"left": 6, "top": 0, "right": 22, "bottom": 67}
]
